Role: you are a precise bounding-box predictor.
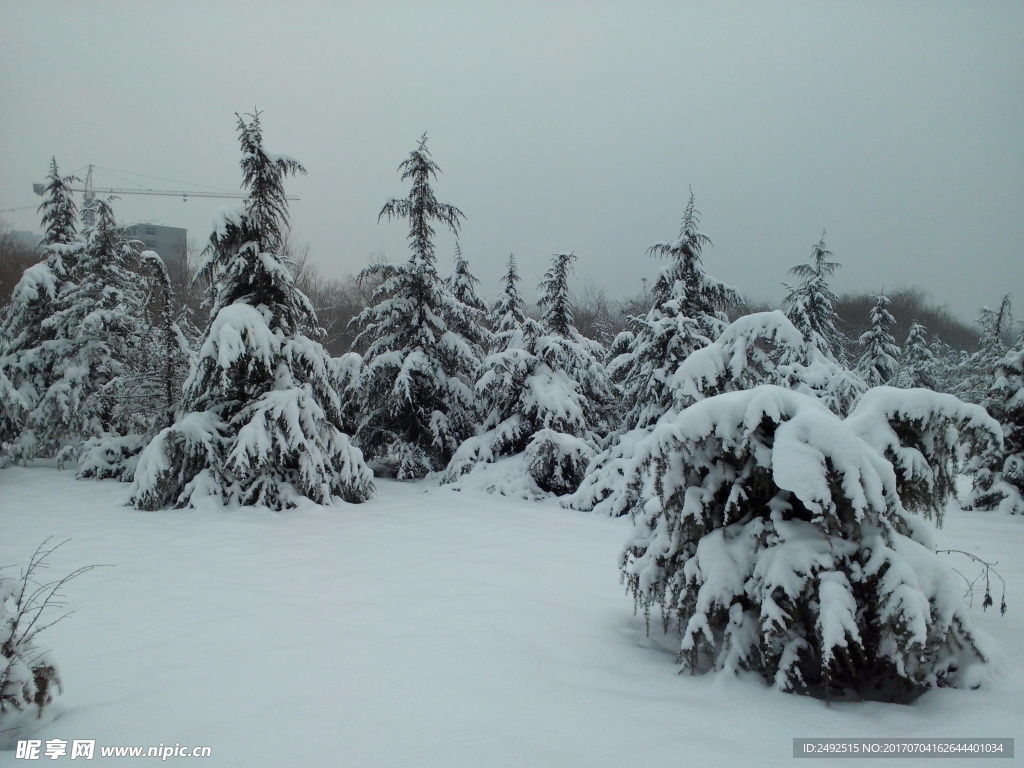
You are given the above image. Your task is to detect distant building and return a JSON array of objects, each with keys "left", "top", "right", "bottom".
[{"left": 127, "top": 224, "right": 188, "bottom": 282}]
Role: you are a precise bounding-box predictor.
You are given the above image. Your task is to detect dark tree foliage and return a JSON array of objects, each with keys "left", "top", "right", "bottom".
[{"left": 378, "top": 133, "right": 465, "bottom": 263}]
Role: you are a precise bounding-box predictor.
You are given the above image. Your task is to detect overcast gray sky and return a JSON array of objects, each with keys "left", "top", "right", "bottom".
[{"left": 2, "top": 1, "right": 1021, "bottom": 323}]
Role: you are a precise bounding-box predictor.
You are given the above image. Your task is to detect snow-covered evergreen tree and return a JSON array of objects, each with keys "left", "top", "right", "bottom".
[
  {"left": 137, "top": 251, "right": 192, "bottom": 434},
  {"left": 620, "top": 385, "right": 997, "bottom": 700},
  {"left": 35, "top": 157, "right": 80, "bottom": 250},
  {"left": 352, "top": 134, "right": 479, "bottom": 479},
  {"left": 967, "top": 337, "right": 1024, "bottom": 514},
  {"left": 961, "top": 296, "right": 1013, "bottom": 404},
  {"left": 4, "top": 198, "right": 146, "bottom": 468},
  {"left": 132, "top": 111, "right": 373, "bottom": 509},
  {"left": 0, "top": 158, "right": 82, "bottom": 455},
  {"left": 571, "top": 312, "right": 866, "bottom": 516},
  {"left": 489, "top": 253, "right": 526, "bottom": 336},
  {"left": 536, "top": 252, "right": 615, "bottom": 432},
  {"left": 446, "top": 243, "right": 487, "bottom": 314},
  {"left": 896, "top": 321, "right": 936, "bottom": 390},
  {"left": 443, "top": 254, "right": 609, "bottom": 496},
  {"left": 782, "top": 232, "right": 847, "bottom": 363},
  {"left": 930, "top": 339, "right": 972, "bottom": 398},
  {"left": 77, "top": 251, "right": 197, "bottom": 481},
  {"left": 666, "top": 311, "right": 866, "bottom": 416},
  {"left": 609, "top": 193, "right": 742, "bottom": 433},
  {"left": 443, "top": 242, "right": 490, "bottom": 355},
  {"left": 856, "top": 291, "right": 900, "bottom": 386}
]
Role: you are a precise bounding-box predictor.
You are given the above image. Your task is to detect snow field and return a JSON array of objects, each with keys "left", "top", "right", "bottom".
[{"left": 1, "top": 465, "right": 1021, "bottom": 767}]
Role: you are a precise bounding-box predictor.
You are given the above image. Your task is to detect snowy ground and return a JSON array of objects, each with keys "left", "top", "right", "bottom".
[{"left": 1, "top": 464, "right": 1021, "bottom": 767}]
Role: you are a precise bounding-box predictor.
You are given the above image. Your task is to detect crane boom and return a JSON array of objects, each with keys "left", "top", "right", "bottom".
[
  {"left": 32, "top": 164, "right": 299, "bottom": 224},
  {"left": 34, "top": 184, "right": 248, "bottom": 200}
]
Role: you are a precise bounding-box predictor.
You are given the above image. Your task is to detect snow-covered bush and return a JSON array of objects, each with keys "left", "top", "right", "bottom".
[
  {"left": 571, "top": 312, "right": 866, "bottom": 516},
  {"left": 1, "top": 539, "right": 96, "bottom": 747},
  {"left": 132, "top": 112, "right": 373, "bottom": 509},
  {"left": 847, "top": 387, "right": 1002, "bottom": 524},
  {"left": 620, "top": 386, "right": 996, "bottom": 701}
]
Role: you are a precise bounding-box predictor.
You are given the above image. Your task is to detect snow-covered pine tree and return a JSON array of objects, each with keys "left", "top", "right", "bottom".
[
  {"left": 132, "top": 111, "right": 373, "bottom": 509},
  {"left": 443, "top": 242, "right": 490, "bottom": 355},
  {"left": 570, "top": 311, "right": 866, "bottom": 516},
  {"left": 856, "top": 291, "right": 900, "bottom": 387},
  {"left": 967, "top": 335, "right": 1024, "bottom": 514},
  {"left": 77, "top": 251, "right": 198, "bottom": 480},
  {"left": 352, "top": 134, "right": 479, "bottom": 479},
  {"left": 7, "top": 198, "right": 146, "bottom": 468},
  {"left": 36, "top": 158, "right": 80, "bottom": 250},
  {"left": 930, "top": 338, "right": 972, "bottom": 397},
  {"left": 571, "top": 198, "right": 744, "bottom": 517},
  {"left": 138, "top": 251, "right": 191, "bottom": 433},
  {"left": 489, "top": 253, "right": 526, "bottom": 336},
  {"left": 961, "top": 296, "right": 1013, "bottom": 404},
  {"left": 782, "top": 232, "right": 847, "bottom": 363},
  {"left": 0, "top": 369, "right": 24, "bottom": 445},
  {"left": 896, "top": 320, "right": 936, "bottom": 390},
  {"left": 0, "top": 159, "right": 82, "bottom": 455},
  {"left": 446, "top": 243, "right": 488, "bottom": 314},
  {"left": 620, "top": 385, "right": 997, "bottom": 701},
  {"left": 77, "top": 257, "right": 185, "bottom": 479},
  {"left": 535, "top": 252, "right": 615, "bottom": 428},
  {"left": 443, "top": 253, "right": 608, "bottom": 496},
  {"left": 609, "top": 193, "right": 742, "bottom": 433}
]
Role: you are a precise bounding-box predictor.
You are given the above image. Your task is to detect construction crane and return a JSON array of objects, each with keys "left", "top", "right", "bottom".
[{"left": 33, "top": 165, "right": 299, "bottom": 225}]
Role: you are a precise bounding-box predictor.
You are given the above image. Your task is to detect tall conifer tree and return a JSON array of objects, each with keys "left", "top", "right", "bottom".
[
  {"left": 132, "top": 111, "right": 373, "bottom": 509},
  {"left": 0, "top": 159, "right": 82, "bottom": 455},
  {"left": 782, "top": 232, "right": 847, "bottom": 363},
  {"left": 353, "top": 134, "right": 480, "bottom": 479},
  {"left": 897, "top": 320, "right": 936, "bottom": 390},
  {"left": 857, "top": 291, "right": 900, "bottom": 386},
  {"left": 609, "top": 193, "right": 742, "bottom": 432}
]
